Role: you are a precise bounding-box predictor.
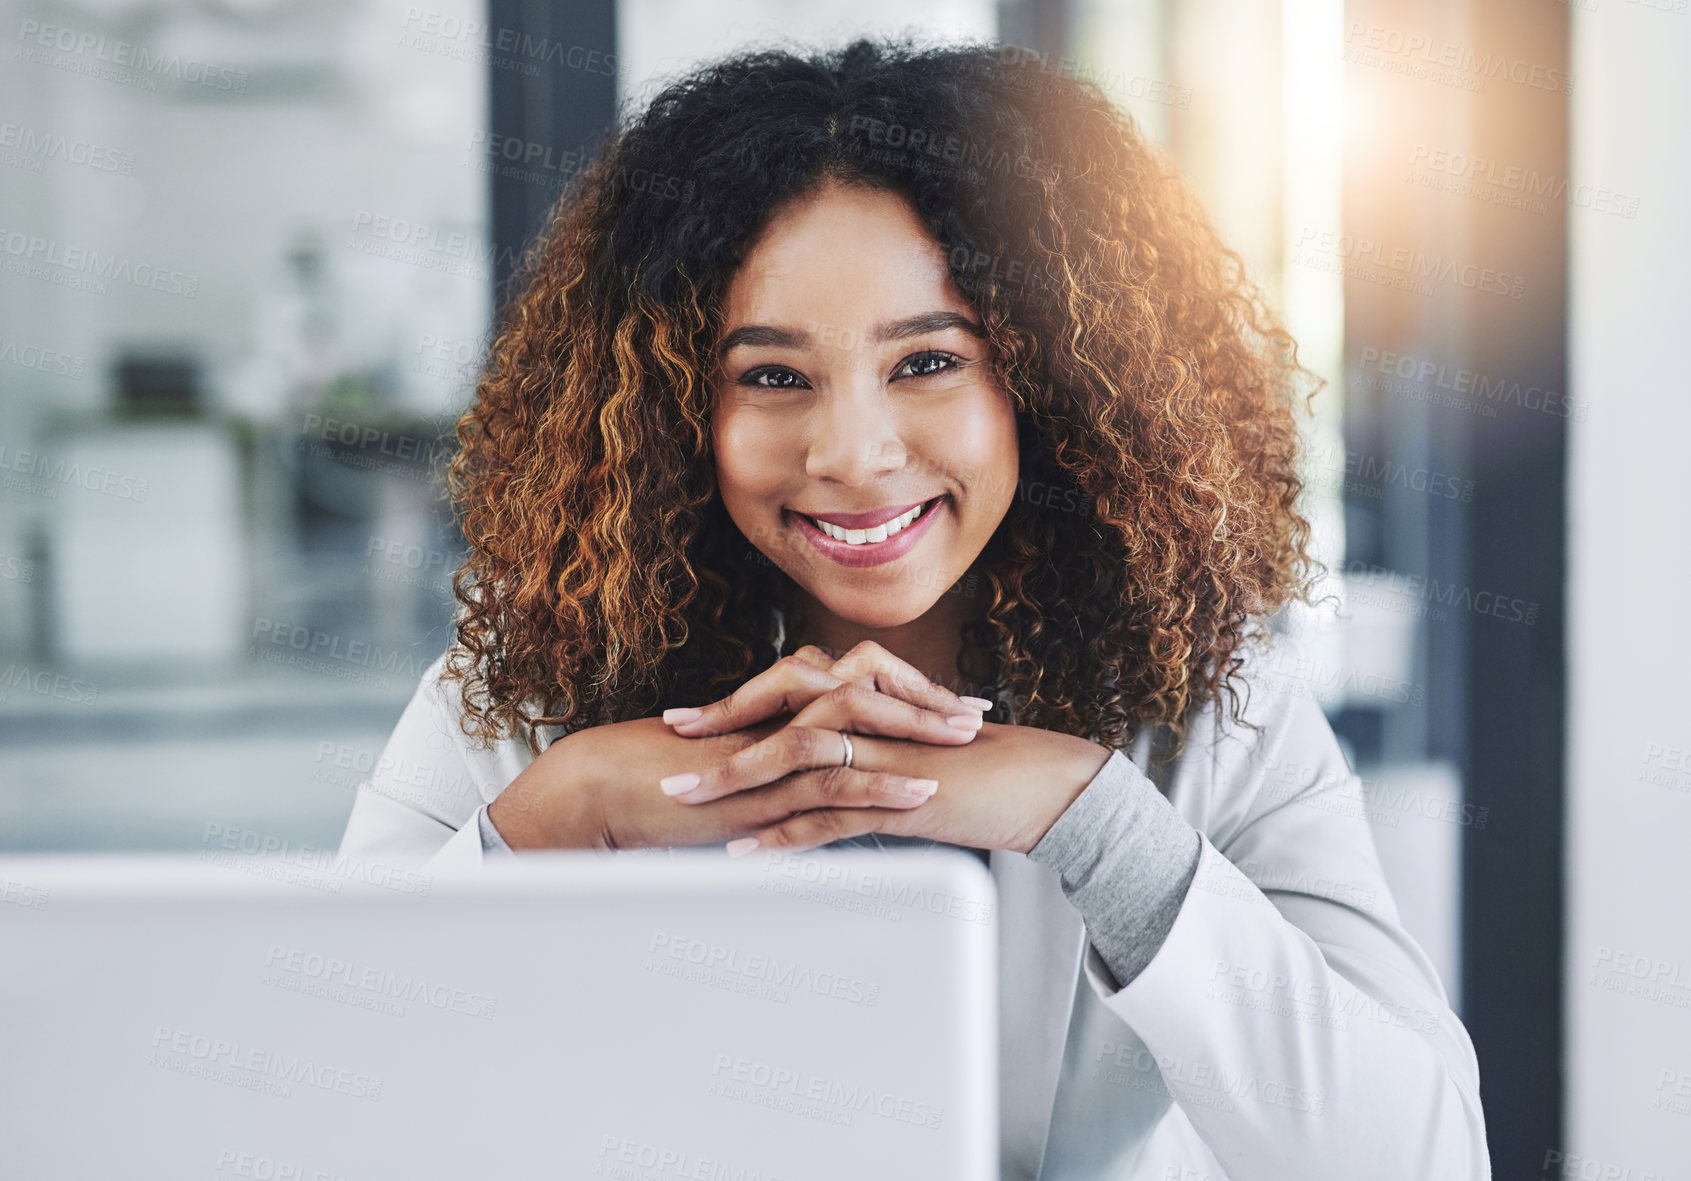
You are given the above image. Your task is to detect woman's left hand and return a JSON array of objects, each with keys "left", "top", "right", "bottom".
[
  {"left": 662, "top": 639, "right": 994, "bottom": 744},
  {"left": 664, "top": 720, "right": 1114, "bottom": 856}
]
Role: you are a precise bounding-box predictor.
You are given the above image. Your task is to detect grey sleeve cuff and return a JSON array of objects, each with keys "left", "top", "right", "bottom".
[
  {"left": 1026, "top": 748, "right": 1203, "bottom": 989},
  {"left": 477, "top": 803, "right": 516, "bottom": 857}
]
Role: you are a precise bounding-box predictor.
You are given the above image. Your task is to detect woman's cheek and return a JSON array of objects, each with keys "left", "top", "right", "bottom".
[{"left": 713, "top": 411, "right": 785, "bottom": 497}]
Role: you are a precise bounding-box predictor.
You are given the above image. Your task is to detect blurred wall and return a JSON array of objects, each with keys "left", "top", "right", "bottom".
[
  {"left": 617, "top": 0, "right": 995, "bottom": 110},
  {"left": 1567, "top": 4, "right": 1691, "bottom": 1176}
]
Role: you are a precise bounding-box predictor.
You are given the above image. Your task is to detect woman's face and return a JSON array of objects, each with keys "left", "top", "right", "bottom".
[{"left": 710, "top": 181, "right": 1020, "bottom": 631}]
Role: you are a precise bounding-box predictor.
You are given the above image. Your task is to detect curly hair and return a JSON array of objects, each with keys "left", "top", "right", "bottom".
[{"left": 443, "top": 35, "right": 1318, "bottom": 758}]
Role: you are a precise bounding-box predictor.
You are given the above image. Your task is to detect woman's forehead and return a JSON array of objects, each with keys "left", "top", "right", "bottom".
[{"left": 718, "top": 187, "right": 964, "bottom": 333}]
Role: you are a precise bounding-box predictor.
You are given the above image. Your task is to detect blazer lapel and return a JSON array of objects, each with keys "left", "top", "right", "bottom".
[{"left": 990, "top": 848, "right": 1088, "bottom": 1180}]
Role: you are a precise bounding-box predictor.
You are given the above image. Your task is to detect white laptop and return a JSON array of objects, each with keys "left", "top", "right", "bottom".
[{"left": 0, "top": 847, "right": 997, "bottom": 1180}]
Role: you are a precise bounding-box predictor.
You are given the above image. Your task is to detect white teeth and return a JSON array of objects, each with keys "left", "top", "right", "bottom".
[{"left": 809, "top": 500, "right": 932, "bottom": 545}]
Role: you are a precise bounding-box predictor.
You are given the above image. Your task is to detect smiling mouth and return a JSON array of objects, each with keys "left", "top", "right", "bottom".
[{"left": 793, "top": 496, "right": 945, "bottom": 545}]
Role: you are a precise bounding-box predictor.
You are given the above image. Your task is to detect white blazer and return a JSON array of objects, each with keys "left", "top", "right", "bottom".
[{"left": 336, "top": 639, "right": 1490, "bottom": 1179}]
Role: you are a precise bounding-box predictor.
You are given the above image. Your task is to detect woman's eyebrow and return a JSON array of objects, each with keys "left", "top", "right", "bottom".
[{"left": 716, "top": 310, "right": 985, "bottom": 356}]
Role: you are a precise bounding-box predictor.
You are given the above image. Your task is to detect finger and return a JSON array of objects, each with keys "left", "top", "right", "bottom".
[
  {"left": 826, "top": 640, "right": 993, "bottom": 718},
  {"left": 662, "top": 651, "right": 843, "bottom": 736},
  {"left": 787, "top": 644, "right": 837, "bottom": 671},
  {"left": 790, "top": 681, "right": 984, "bottom": 744},
  {"left": 661, "top": 724, "right": 846, "bottom": 804},
  {"left": 726, "top": 805, "right": 909, "bottom": 858},
  {"left": 699, "top": 770, "right": 931, "bottom": 851},
  {"left": 759, "top": 765, "right": 940, "bottom": 815}
]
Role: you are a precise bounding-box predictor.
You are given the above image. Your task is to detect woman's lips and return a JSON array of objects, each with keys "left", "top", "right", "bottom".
[{"left": 788, "top": 496, "right": 947, "bottom": 569}]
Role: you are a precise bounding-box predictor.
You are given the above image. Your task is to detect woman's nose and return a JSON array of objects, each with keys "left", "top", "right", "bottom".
[{"left": 804, "top": 380, "right": 909, "bottom": 484}]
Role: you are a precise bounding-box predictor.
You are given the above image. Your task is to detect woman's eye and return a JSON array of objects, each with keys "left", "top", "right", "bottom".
[
  {"left": 739, "top": 366, "right": 810, "bottom": 390},
  {"left": 896, "top": 351, "right": 963, "bottom": 379}
]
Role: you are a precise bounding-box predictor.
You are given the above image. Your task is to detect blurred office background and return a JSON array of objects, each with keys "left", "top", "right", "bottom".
[{"left": 0, "top": 0, "right": 1684, "bottom": 1175}]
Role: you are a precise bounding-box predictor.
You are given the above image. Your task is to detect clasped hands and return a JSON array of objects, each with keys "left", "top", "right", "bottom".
[{"left": 488, "top": 641, "right": 1113, "bottom": 857}]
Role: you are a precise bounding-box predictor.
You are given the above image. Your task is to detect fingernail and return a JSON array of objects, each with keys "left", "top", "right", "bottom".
[
  {"left": 960, "top": 696, "right": 994, "bottom": 711},
  {"left": 725, "top": 837, "right": 759, "bottom": 858},
  {"left": 660, "top": 772, "right": 702, "bottom": 796},
  {"left": 898, "top": 778, "right": 940, "bottom": 801},
  {"left": 946, "top": 713, "right": 984, "bottom": 730},
  {"left": 663, "top": 707, "right": 703, "bottom": 724}
]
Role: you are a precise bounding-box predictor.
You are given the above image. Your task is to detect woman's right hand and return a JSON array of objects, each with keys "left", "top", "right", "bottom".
[
  {"left": 486, "top": 711, "right": 938, "bottom": 852},
  {"left": 662, "top": 642, "right": 994, "bottom": 741}
]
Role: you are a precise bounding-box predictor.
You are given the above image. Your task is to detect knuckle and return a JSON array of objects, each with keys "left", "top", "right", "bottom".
[
  {"left": 844, "top": 640, "right": 887, "bottom": 662},
  {"left": 754, "top": 822, "right": 795, "bottom": 850},
  {"left": 723, "top": 730, "right": 760, "bottom": 757},
  {"left": 715, "top": 689, "right": 746, "bottom": 722},
  {"left": 726, "top": 738, "right": 768, "bottom": 776},
  {"left": 815, "top": 765, "right": 854, "bottom": 802},
  {"left": 829, "top": 681, "right": 874, "bottom": 708},
  {"left": 814, "top": 810, "right": 850, "bottom": 838},
  {"left": 795, "top": 725, "right": 833, "bottom": 764}
]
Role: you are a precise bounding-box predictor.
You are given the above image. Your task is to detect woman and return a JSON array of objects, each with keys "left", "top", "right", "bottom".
[{"left": 337, "top": 37, "right": 1490, "bottom": 1180}]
